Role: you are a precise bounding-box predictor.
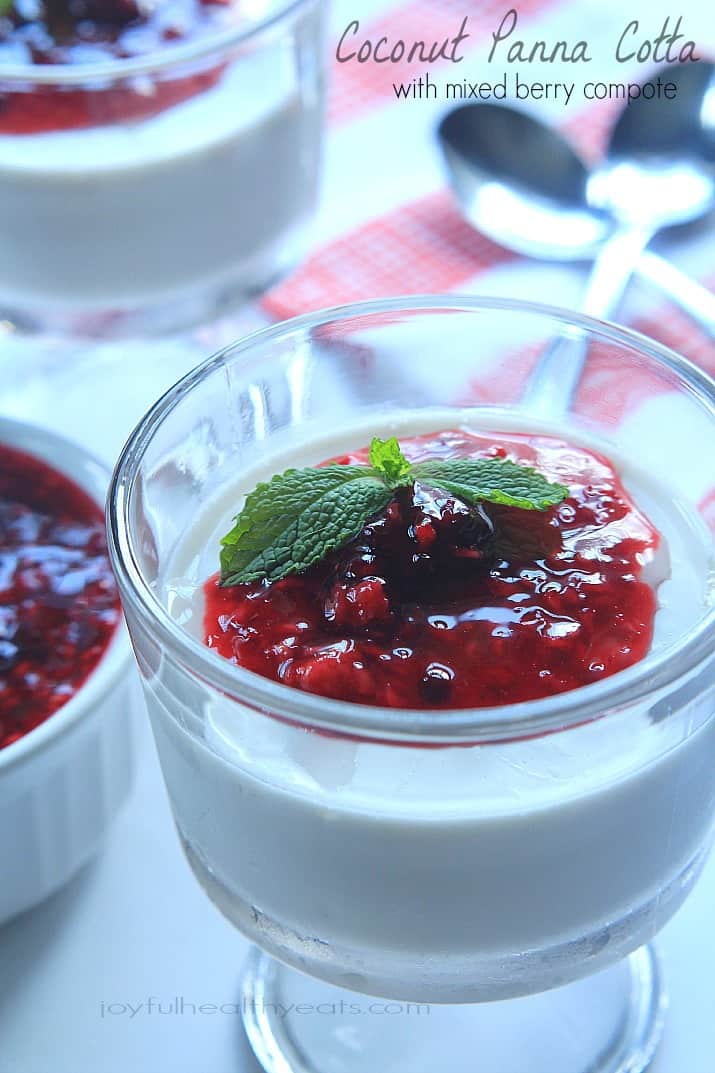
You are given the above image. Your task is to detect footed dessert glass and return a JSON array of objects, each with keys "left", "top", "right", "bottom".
[
  {"left": 108, "top": 298, "right": 715, "bottom": 1073},
  {"left": 0, "top": 0, "right": 323, "bottom": 337}
]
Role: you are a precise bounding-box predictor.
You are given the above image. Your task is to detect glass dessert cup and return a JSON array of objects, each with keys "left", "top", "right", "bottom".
[
  {"left": 0, "top": 0, "right": 324, "bottom": 338},
  {"left": 108, "top": 298, "right": 715, "bottom": 1073}
]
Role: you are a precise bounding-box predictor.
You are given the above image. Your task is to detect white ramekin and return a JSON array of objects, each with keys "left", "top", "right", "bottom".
[{"left": 0, "top": 417, "right": 134, "bottom": 924}]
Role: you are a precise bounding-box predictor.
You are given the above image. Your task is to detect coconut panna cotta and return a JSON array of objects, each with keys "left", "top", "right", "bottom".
[
  {"left": 148, "top": 411, "right": 715, "bottom": 1002},
  {"left": 0, "top": 0, "right": 323, "bottom": 333}
]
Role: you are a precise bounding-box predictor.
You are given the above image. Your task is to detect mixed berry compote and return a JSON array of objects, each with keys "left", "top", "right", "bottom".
[
  {"left": 0, "top": 0, "right": 237, "bottom": 133},
  {"left": 0, "top": 444, "right": 120, "bottom": 749},
  {"left": 203, "top": 429, "right": 662, "bottom": 709}
]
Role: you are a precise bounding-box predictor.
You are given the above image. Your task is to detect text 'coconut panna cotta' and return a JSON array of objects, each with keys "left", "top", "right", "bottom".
[
  {"left": 151, "top": 419, "right": 715, "bottom": 1001},
  {"left": 0, "top": 0, "right": 323, "bottom": 332}
]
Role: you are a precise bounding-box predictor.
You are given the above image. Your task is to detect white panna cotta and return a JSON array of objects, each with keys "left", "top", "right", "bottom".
[
  {"left": 146, "top": 413, "right": 715, "bottom": 1002},
  {"left": 0, "top": 8, "right": 322, "bottom": 330}
]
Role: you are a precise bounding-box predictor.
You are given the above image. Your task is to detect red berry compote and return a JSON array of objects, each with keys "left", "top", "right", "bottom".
[
  {"left": 0, "top": 444, "right": 120, "bottom": 749},
  {"left": 203, "top": 429, "right": 663, "bottom": 709}
]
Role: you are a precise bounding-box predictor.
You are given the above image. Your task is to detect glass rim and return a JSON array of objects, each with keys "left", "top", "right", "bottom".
[
  {"left": 107, "top": 294, "right": 715, "bottom": 744},
  {"left": 0, "top": 0, "right": 312, "bottom": 86}
]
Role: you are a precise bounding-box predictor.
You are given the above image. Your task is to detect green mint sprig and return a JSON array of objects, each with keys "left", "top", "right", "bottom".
[{"left": 219, "top": 437, "right": 568, "bottom": 586}]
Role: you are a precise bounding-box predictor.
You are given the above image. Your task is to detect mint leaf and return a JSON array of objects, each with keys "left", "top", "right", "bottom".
[
  {"left": 411, "top": 458, "right": 568, "bottom": 511},
  {"left": 220, "top": 466, "right": 392, "bottom": 585},
  {"left": 368, "top": 437, "right": 412, "bottom": 488},
  {"left": 219, "top": 441, "right": 569, "bottom": 586}
]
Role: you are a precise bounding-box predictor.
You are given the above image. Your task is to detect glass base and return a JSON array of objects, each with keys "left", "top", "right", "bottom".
[
  {"left": 0, "top": 218, "right": 309, "bottom": 340},
  {"left": 241, "top": 945, "right": 666, "bottom": 1073},
  {"left": 0, "top": 269, "right": 276, "bottom": 341}
]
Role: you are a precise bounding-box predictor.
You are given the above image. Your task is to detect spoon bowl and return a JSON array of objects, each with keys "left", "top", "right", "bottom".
[
  {"left": 438, "top": 103, "right": 610, "bottom": 261},
  {"left": 437, "top": 87, "right": 715, "bottom": 341},
  {"left": 590, "top": 61, "right": 715, "bottom": 230},
  {"left": 608, "top": 62, "right": 715, "bottom": 160}
]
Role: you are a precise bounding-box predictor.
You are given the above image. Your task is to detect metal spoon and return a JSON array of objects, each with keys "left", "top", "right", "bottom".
[
  {"left": 597, "top": 61, "right": 715, "bottom": 332},
  {"left": 438, "top": 96, "right": 715, "bottom": 329},
  {"left": 535, "top": 61, "right": 715, "bottom": 411},
  {"left": 587, "top": 60, "right": 715, "bottom": 311},
  {"left": 438, "top": 86, "right": 715, "bottom": 410}
]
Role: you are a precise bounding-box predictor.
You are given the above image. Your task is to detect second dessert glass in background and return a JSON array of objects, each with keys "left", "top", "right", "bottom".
[
  {"left": 0, "top": 0, "right": 324, "bottom": 338},
  {"left": 107, "top": 298, "right": 715, "bottom": 1073}
]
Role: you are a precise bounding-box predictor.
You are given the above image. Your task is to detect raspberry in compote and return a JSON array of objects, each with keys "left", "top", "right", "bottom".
[
  {"left": 0, "top": 444, "right": 120, "bottom": 749},
  {"left": 203, "top": 430, "right": 662, "bottom": 709}
]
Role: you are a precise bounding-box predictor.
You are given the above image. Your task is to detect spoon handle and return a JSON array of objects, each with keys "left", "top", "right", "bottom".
[
  {"left": 580, "top": 228, "right": 654, "bottom": 320},
  {"left": 522, "top": 227, "right": 653, "bottom": 416},
  {"left": 637, "top": 252, "right": 715, "bottom": 337}
]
